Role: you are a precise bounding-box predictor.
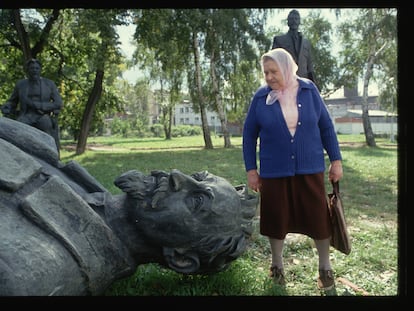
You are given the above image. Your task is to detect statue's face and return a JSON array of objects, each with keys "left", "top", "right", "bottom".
[
  {"left": 115, "top": 169, "right": 257, "bottom": 274},
  {"left": 131, "top": 170, "right": 243, "bottom": 245},
  {"left": 26, "top": 62, "right": 41, "bottom": 80},
  {"left": 287, "top": 11, "right": 301, "bottom": 30}
]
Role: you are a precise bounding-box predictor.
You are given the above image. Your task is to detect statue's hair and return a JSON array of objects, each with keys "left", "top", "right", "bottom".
[
  {"left": 288, "top": 9, "right": 300, "bottom": 18},
  {"left": 194, "top": 233, "right": 247, "bottom": 273},
  {"left": 190, "top": 184, "right": 258, "bottom": 273},
  {"left": 25, "top": 58, "right": 42, "bottom": 71}
]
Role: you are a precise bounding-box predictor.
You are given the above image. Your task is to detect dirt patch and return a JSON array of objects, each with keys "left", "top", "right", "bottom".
[
  {"left": 62, "top": 143, "right": 205, "bottom": 152},
  {"left": 339, "top": 142, "right": 366, "bottom": 147},
  {"left": 62, "top": 143, "right": 126, "bottom": 152}
]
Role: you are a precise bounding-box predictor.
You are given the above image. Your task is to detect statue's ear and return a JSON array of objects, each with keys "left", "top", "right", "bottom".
[{"left": 162, "top": 247, "right": 200, "bottom": 274}]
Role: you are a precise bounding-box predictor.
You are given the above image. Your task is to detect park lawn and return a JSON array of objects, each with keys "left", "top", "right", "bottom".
[{"left": 60, "top": 134, "right": 400, "bottom": 296}]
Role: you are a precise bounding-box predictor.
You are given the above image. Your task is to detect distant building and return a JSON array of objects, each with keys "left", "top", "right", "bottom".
[
  {"left": 150, "top": 86, "right": 397, "bottom": 137},
  {"left": 325, "top": 86, "right": 397, "bottom": 136},
  {"left": 174, "top": 100, "right": 221, "bottom": 133},
  {"left": 325, "top": 86, "right": 379, "bottom": 119},
  {"left": 334, "top": 109, "right": 397, "bottom": 136}
]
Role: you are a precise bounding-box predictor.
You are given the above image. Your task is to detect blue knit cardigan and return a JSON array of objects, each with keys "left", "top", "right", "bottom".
[{"left": 242, "top": 78, "right": 342, "bottom": 178}]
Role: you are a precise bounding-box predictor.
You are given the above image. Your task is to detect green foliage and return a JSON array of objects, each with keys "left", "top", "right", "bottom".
[
  {"left": 59, "top": 134, "right": 399, "bottom": 296},
  {"left": 171, "top": 124, "right": 202, "bottom": 137},
  {"left": 336, "top": 9, "right": 397, "bottom": 90},
  {"left": 150, "top": 124, "right": 164, "bottom": 138},
  {"left": 302, "top": 10, "right": 341, "bottom": 93},
  {"left": 109, "top": 117, "right": 131, "bottom": 137},
  {"left": 0, "top": 8, "right": 129, "bottom": 144},
  {"left": 104, "top": 120, "right": 203, "bottom": 139}
]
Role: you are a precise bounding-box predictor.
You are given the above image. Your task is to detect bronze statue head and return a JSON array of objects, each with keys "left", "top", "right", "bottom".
[
  {"left": 115, "top": 169, "right": 258, "bottom": 274},
  {"left": 287, "top": 9, "right": 301, "bottom": 30}
]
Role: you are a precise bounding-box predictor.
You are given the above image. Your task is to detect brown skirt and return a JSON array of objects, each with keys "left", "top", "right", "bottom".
[{"left": 259, "top": 173, "right": 332, "bottom": 240}]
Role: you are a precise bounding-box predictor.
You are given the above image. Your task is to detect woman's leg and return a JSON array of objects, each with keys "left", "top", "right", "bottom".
[
  {"left": 269, "top": 237, "right": 285, "bottom": 269},
  {"left": 314, "top": 238, "right": 335, "bottom": 290},
  {"left": 269, "top": 237, "right": 285, "bottom": 285}
]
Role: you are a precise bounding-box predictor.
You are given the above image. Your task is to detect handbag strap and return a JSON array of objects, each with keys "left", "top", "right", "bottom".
[{"left": 331, "top": 181, "right": 340, "bottom": 195}]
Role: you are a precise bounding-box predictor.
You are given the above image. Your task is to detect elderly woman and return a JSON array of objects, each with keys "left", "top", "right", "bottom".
[{"left": 242, "top": 48, "right": 343, "bottom": 291}]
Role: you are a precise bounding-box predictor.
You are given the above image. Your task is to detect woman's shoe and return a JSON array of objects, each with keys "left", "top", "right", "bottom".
[
  {"left": 317, "top": 269, "right": 335, "bottom": 290},
  {"left": 270, "top": 266, "right": 285, "bottom": 286}
]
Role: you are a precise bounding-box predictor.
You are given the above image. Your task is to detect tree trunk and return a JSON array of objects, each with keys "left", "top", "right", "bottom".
[
  {"left": 192, "top": 32, "right": 213, "bottom": 149},
  {"left": 210, "top": 50, "right": 231, "bottom": 148},
  {"left": 361, "top": 98, "right": 376, "bottom": 147},
  {"left": 12, "top": 9, "right": 60, "bottom": 61},
  {"left": 12, "top": 10, "right": 32, "bottom": 60},
  {"left": 162, "top": 107, "right": 169, "bottom": 139},
  {"left": 167, "top": 105, "right": 173, "bottom": 140},
  {"left": 76, "top": 69, "right": 104, "bottom": 155},
  {"left": 362, "top": 52, "right": 377, "bottom": 147}
]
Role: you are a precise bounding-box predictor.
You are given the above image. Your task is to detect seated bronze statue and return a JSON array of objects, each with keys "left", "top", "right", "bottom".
[
  {"left": 0, "top": 117, "right": 258, "bottom": 296},
  {"left": 1, "top": 58, "right": 62, "bottom": 151}
]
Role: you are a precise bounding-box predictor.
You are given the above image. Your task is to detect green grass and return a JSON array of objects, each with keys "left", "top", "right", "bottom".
[{"left": 60, "top": 134, "right": 399, "bottom": 296}]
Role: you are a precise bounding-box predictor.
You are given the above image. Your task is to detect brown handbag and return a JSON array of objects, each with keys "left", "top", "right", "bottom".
[{"left": 328, "top": 181, "right": 351, "bottom": 255}]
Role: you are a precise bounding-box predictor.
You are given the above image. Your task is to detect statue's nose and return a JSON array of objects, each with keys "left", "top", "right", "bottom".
[{"left": 169, "top": 169, "right": 198, "bottom": 192}]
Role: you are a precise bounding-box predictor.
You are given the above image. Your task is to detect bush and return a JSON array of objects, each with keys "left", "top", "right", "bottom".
[
  {"left": 172, "top": 125, "right": 202, "bottom": 137},
  {"left": 150, "top": 124, "right": 164, "bottom": 137}
]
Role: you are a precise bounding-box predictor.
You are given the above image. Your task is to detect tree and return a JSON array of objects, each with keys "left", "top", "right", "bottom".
[
  {"left": 223, "top": 59, "right": 261, "bottom": 129},
  {"left": 131, "top": 9, "right": 188, "bottom": 141},
  {"left": 301, "top": 10, "right": 341, "bottom": 96},
  {"left": 131, "top": 9, "right": 269, "bottom": 149},
  {"left": 190, "top": 25, "right": 214, "bottom": 149},
  {"left": 0, "top": 8, "right": 130, "bottom": 154},
  {"left": 74, "top": 9, "right": 128, "bottom": 154},
  {"left": 9, "top": 9, "right": 60, "bottom": 62},
  {"left": 203, "top": 9, "right": 269, "bottom": 148},
  {"left": 337, "top": 8, "right": 397, "bottom": 147},
  {"left": 0, "top": 9, "right": 63, "bottom": 103}
]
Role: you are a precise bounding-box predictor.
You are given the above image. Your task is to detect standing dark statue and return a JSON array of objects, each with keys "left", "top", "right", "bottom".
[
  {"left": 0, "top": 58, "right": 62, "bottom": 152},
  {"left": 272, "top": 9, "right": 317, "bottom": 85},
  {"left": 0, "top": 117, "right": 258, "bottom": 296}
]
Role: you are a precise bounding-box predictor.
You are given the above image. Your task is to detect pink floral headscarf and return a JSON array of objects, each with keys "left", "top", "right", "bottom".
[{"left": 261, "top": 48, "right": 299, "bottom": 105}]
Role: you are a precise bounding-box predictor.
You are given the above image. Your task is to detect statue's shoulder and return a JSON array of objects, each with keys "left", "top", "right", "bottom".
[
  {"left": 301, "top": 36, "right": 312, "bottom": 44},
  {"left": 14, "top": 78, "right": 28, "bottom": 87},
  {"left": 274, "top": 33, "right": 290, "bottom": 40},
  {"left": 39, "top": 77, "right": 59, "bottom": 89},
  {"left": 273, "top": 33, "right": 291, "bottom": 45},
  {"left": 0, "top": 126, "right": 133, "bottom": 295}
]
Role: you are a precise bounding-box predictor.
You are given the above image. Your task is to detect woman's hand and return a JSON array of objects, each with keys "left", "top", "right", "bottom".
[
  {"left": 247, "top": 169, "right": 261, "bottom": 192},
  {"left": 328, "top": 160, "right": 343, "bottom": 183}
]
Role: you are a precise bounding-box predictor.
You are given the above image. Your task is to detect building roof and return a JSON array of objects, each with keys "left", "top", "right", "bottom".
[{"left": 347, "top": 109, "right": 397, "bottom": 117}]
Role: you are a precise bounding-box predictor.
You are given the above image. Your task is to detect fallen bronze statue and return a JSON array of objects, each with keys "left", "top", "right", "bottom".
[{"left": 0, "top": 117, "right": 258, "bottom": 296}]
